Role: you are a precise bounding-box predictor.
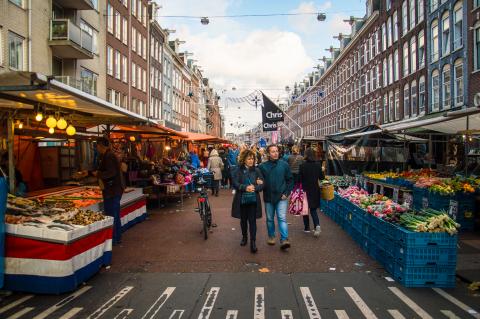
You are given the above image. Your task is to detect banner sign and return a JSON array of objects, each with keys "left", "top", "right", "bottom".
[{"left": 261, "top": 92, "right": 284, "bottom": 131}]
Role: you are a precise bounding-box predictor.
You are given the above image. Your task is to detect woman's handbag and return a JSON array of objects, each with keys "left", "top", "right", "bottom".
[{"left": 240, "top": 174, "right": 257, "bottom": 205}]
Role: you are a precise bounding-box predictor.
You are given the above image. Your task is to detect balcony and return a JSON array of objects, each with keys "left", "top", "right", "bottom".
[
  {"left": 54, "top": 0, "right": 96, "bottom": 10},
  {"left": 54, "top": 76, "right": 97, "bottom": 97},
  {"left": 49, "top": 19, "right": 94, "bottom": 59}
]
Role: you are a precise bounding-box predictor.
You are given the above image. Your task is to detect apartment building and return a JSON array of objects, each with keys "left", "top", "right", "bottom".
[
  {"left": 0, "top": 0, "right": 106, "bottom": 99},
  {"left": 149, "top": 20, "right": 164, "bottom": 120},
  {"left": 189, "top": 61, "right": 201, "bottom": 133},
  {"left": 106, "top": 0, "right": 148, "bottom": 115},
  {"left": 284, "top": 0, "right": 429, "bottom": 139},
  {"left": 468, "top": 1, "right": 480, "bottom": 106}
]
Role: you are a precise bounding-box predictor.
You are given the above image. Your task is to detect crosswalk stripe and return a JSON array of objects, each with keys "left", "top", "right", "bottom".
[
  {"left": 344, "top": 287, "right": 378, "bottom": 319},
  {"left": 0, "top": 295, "right": 34, "bottom": 315},
  {"left": 6, "top": 307, "right": 34, "bottom": 319},
  {"left": 34, "top": 286, "right": 92, "bottom": 319},
  {"left": 140, "top": 287, "right": 176, "bottom": 319},
  {"left": 197, "top": 287, "right": 220, "bottom": 319},
  {"left": 86, "top": 286, "right": 133, "bottom": 319},
  {"left": 59, "top": 307, "right": 83, "bottom": 319},
  {"left": 300, "top": 287, "right": 321, "bottom": 319},
  {"left": 388, "top": 287, "right": 432, "bottom": 319},
  {"left": 113, "top": 309, "right": 133, "bottom": 319},
  {"left": 254, "top": 287, "right": 265, "bottom": 319},
  {"left": 441, "top": 310, "right": 461, "bottom": 319},
  {"left": 334, "top": 310, "right": 349, "bottom": 319},
  {"left": 281, "top": 310, "right": 293, "bottom": 319},
  {"left": 168, "top": 310, "right": 185, "bottom": 319},
  {"left": 433, "top": 288, "right": 480, "bottom": 319},
  {"left": 388, "top": 309, "right": 406, "bottom": 319},
  {"left": 226, "top": 310, "right": 238, "bottom": 319}
]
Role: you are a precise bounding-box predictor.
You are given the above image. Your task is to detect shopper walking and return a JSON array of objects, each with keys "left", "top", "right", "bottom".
[
  {"left": 287, "top": 145, "right": 304, "bottom": 185},
  {"left": 231, "top": 150, "right": 264, "bottom": 253},
  {"left": 207, "top": 149, "right": 224, "bottom": 197},
  {"left": 299, "top": 148, "right": 325, "bottom": 237},
  {"left": 259, "top": 144, "right": 294, "bottom": 250},
  {"left": 227, "top": 145, "right": 240, "bottom": 192},
  {"left": 94, "top": 137, "right": 125, "bottom": 245}
]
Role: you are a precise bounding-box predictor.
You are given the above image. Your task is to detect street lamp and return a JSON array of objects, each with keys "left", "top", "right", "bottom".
[
  {"left": 200, "top": 17, "right": 210, "bottom": 25},
  {"left": 317, "top": 13, "right": 326, "bottom": 21}
]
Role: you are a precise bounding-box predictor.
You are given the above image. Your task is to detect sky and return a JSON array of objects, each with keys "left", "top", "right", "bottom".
[{"left": 154, "top": 0, "right": 367, "bottom": 134}]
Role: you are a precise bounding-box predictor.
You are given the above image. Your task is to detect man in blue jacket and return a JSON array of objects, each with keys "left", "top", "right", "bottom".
[
  {"left": 259, "top": 144, "right": 294, "bottom": 250},
  {"left": 227, "top": 145, "right": 240, "bottom": 191}
]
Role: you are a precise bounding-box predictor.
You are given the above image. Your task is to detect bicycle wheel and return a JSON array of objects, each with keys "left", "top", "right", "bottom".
[
  {"left": 202, "top": 202, "right": 208, "bottom": 240},
  {"left": 206, "top": 203, "right": 212, "bottom": 227}
]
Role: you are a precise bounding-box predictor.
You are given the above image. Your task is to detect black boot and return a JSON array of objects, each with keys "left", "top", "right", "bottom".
[
  {"left": 250, "top": 240, "right": 257, "bottom": 253},
  {"left": 240, "top": 236, "right": 247, "bottom": 246}
]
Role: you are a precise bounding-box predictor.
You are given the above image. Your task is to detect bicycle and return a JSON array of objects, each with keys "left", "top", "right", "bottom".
[{"left": 194, "top": 176, "right": 212, "bottom": 239}]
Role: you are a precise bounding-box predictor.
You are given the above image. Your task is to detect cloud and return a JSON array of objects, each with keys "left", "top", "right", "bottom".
[{"left": 288, "top": 1, "right": 332, "bottom": 34}]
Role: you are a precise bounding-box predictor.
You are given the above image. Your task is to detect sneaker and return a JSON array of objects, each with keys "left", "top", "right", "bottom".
[
  {"left": 232, "top": 189, "right": 236, "bottom": 195},
  {"left": 303, "top": 229, "right": 311, "bottom": 233},
  {"left": 314, "top": 225, "right": 321, "bottom": 237},
  {"left": 267, "top": 237, "right": 276, "bottom": 245},
  {"left": 280, "top": 239, "right": 291, "bottom": 250}
]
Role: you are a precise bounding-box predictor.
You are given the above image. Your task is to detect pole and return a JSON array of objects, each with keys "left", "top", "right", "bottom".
[
  {"left": 428, "top": 134, "right": 432, "bottom": 169},
  {"left": 376, "top": 138, "right": 379, "bottom": 172},
  {"left": 403, "top": 133, "right": 406, "bottom": 171},
  {"left": 7, "top": 116, "right": 15, "bottom": 194},
  {"left": 465, "top": 115, "right": 469, "bottom": 176},
  {"left": 281, "top": 110, "right": 304, "bottom": 139}
]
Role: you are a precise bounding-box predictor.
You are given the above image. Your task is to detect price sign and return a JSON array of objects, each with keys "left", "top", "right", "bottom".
[
  {"left": 403, "top": 192, "right": 413, "bottom": 208},
  {"left": 449, "top": 200, "right": 458, "bottom": 220},
  {"left": 393, "top": 188, "right": 399, "bottom": 202},
  {"left": 380, "top": 185, "right": 385, "bottom": 195},
  {"left": 422, "top": 197, "right": 429, "bottom": 209}
]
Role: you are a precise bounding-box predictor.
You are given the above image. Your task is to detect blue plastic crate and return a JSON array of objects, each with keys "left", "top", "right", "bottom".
[
  {"left": 394, "top": 226, "right": 458, "bottom": 248},
  {"left": 394, "top": 245, "right": 457, "bottom": 266},
  {"left": 393, "top": 263, "right": 456, "bottom": 288},
  {"left": 350, "top": 228, "right": 364, "bottom": 246}
]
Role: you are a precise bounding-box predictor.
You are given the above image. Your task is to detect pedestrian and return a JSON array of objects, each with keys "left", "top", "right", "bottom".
[
  {"left": 207, "top": 149, "right": 224, "bottom": 197},
  {"left": 259, "top": 144, "right": 294, "bottom": 250},
  {"left": 219, "top": 148, "right": 229, "bottom": 188},
  {"left": 227, "top": 145, "right": 240, "bottom": 192},
  {"left": 93, "top": 137, "right": 125, "bottom": 245},
  {"left": 189, "top": 150, "right": 201, "bottom": 169},
  {"left": 299, "top": 148, "right": 325, "bottom": 237},
  {"left": 287, "top": 145, "right": 304, "bottom": 185},
  {"left": 231, "top": 150, "right": 264, "bottom": 253},
  {"left": 258, "top": 148, "right": 268, "bottom": 163}
]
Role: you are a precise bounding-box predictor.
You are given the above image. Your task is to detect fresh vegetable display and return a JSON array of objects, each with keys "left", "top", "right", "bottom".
[
  {"left": 415, "top": 177, "right": 476, "bottom": 195},
  {"left": 326, "top": 176, "right": 354, "bottom": 188},
  {"left": 399, "top": 208, "right": 460, "bottom": 235}
]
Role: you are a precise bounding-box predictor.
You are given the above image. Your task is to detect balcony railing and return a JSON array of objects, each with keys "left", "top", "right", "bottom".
[
  {"left": 50, "top": 19, "right": 93, "bottom": 54},
  {"left": 54, "top": 76, "right": 97, "bottom": 97}
]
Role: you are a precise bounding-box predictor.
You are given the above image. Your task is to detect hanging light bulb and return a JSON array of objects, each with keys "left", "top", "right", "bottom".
[
  {"left": 129, "top": 136, "right": 136, "bottom": 142},
  {"left": 57, "top": 117, "right": 68, "bottom": 130},
  {"left": 18, "top": 122, "right": 23, "bottom": 129},
  {"left": 35, "top": 112, "right": 43, "bottom": 122},
  {"left": 66, "top": 124, "right": 76, "bottom": 136},
  {"left": 46, "top": 116, "right": 57, "bottom": 128},
  {"left": 48, "top": 127, "right": 55, "bottom": 134}
]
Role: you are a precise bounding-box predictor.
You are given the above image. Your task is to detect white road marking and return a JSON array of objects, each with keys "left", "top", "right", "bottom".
[
  {"left": 433, "top": 288, "right": 480, "bottom": 319},
  {"left": 226, "top": 310, "right": 238, "bottom": 319},
  {"left": 334, "top": 310, "right": 350, "bottom": 319},
  {"left": 388, "top": 287, "right": 432, "bottom": 319},
  {"left": 388, "top": 309, "right": 406, "bottom": 319},
  {"left": 7, "top": 307, "right": 34, "bottom": 319},
  {"left": 441, "top": 310, "right": 461, "bottom": 319},
  {"left": 300, "top": 287, "right": 321, "bottom": 319},
  {"left": 113, "top": 309, "right": 133, "bottom": 319},
  {"left": 0, "top": 296, "right": 34, "bottom": 314},
  {"left": 140, "top": 287, "right": 176, "bottom": 319},
  {"left": 168, "top": 310, "right": 185, "bottom": 319},
  {"left": 344, "top": 287, "right": 378, "bottom": 319},
  {"left": 197, "top": 287, "right": 220, "bottom": 319},
  {"left": 281, "top": 310, "right": 293, "bottom": 319},
  {"left": 59, "top": 307, "right": 84, "bottom": 319},
  {"left": 254, "top": 287, "right": 265, "bottom": 319},
  {"left": 86, "top": 286, "right": 133, "bottom": 319},
  {"left": 34, "top": 286, "right": 92, "bottom": 319}
]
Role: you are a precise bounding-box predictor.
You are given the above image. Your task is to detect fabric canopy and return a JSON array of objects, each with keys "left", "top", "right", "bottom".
[
  {"left": 183, "top": 132, "right": 230, "bottom": 143},
  {"left": 110, "top": 124, "right": 187, "bottom": 138}
]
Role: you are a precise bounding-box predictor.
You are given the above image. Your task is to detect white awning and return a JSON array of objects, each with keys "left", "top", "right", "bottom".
[{"left": 419, "top": 113, "right": 480, "bottom": 134}]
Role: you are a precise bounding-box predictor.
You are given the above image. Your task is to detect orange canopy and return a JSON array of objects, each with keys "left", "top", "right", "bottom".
[
  {"left": 183, "top": 132, "right": 231, "bottom": 143},
  {"left": 110, "top": 124, "right": 188, "bottom": 139}
]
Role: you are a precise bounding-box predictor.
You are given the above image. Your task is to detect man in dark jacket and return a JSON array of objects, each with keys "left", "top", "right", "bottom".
[
  {"left": 259, "top": 144, "right": 294, "bottom": 250},
  {"left": 94, "top": 137, "right": 125, "bottom": 245}
]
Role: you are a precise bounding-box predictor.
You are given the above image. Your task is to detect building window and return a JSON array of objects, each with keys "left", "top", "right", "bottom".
[
  {"left": 453, "top": 2, "right": 462, "bottom": 50},
  {"left": 114, "top": 50, "right": 121, "bottom": 80},
  {"left": 132, "top": 62, "right": 136, "bottom": 87},
  {"left": 454, "top": 59, "right": 463, "bottom": 106},
  {"left": 137, "top": 32, "right": 141, "bottom": 57},
  {"left": 411, "top": 80, "right": 417, "bottom": 116},
  {"left": 402, "top": 1, "right": 408, "bottom": 36},
  {"left": 388, "top": 54, "right": 393, "bottom": 84},
  {"left": 475, "top": 0, "right": 480, "bottom": 8},
  {"left": 387, "top": 17, "right": 392, "bottom": 47},
  {"left": 122, "top": 17, "right": 128, "bottom": 44},
  {"left": 8, "top": 31, "right": 24, "bottom": 70},
  {"left": 395, "top": 89, "right": 400, "bottom": 120},
  {"left": 0, "top": 28, "right": 2, "bottom": 66},
  {"left": 142, "top": 69, "right": 147, "bottom": 92},
  {"left": 418, "top": 30, "right": 425, "bottom": 67},
  {"left": 419, "top": 76, "right": 426, "bottom": 113},
  {"left": 383, "top": 58, "right": 388, "bottom": 87},
  {"left": 389, "top": 91, "right": 394, "bottom": 122},
  {"left": 404, "top": 84, "right": 410, "bottom": 118},
  {"left": 441, "top": 11, "right": 450, "bottom": 56},
  {"left": 431, "top": 19, "right": 439, "bottom": 61},
  {"left": 475, "top": 24, "right": 480, "bottom": 71},
  {"left": 80, "top": 20, "right": 98, "bottom": 55},
  {"left": 431, "top": 0, "right": 438, "bottom": 12},
  {"left": 409, "top": 0, "right": 416, "bottom": 29},
  {"left": 386, "top": 0, "right": 391, "bottom": 11},
  {"left": 115, "top": 11, "right": 121, "bottom": 40},
  {"left": 382, "top": 23, "right": 387, "bottom": 51},
  {"left": 431, "top": 69, "right": 439, "bottom": 112},
  {"left": 442, "top": 64, "right": 451, "bottom": 109},
  {"left": 394, "top": 49, "right": 399, "bottom": 81},
  {"left": 131, "top": 0, "right": 136, "bottom": 16},
  {"left": 107, "top": 46, "right": 113, "bottom": 75},
  {"left": 393, "top": 11, "right": 398, "bottom": 43},
  {"left": 107, "top": 3, "right": 113, "bottom": 34},
  {"left": 403, "top": 42, "right": 409, "bottom": 77},
  {"left": 410, "top": 37, "right": 417, "bottom": 73},
  {"left": 132, "top": 28, "right": 136, "bottom": 52},
  {"left": 142, "top": 36, "right": 147, "bottom": 59},
  {"left": 80, "top": 68, "right": 97, "bottom": 96},
  {"left": 122, "top": 55, "right": 127, "bottom": 83}
]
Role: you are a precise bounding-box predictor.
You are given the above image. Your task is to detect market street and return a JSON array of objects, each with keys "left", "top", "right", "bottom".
[{"left": 0, "top": 190, "right": 479, "bottom": 319}]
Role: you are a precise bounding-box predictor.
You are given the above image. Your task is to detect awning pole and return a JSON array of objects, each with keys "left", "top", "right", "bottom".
[
  {"left": 7, "top": 115, "right": 15, "bottom": 194},
  {"left": 403, "top": 133, "right": 406, "bottom": 171},
  {"left": 428, "top": 134, "right": 432, "bottom": 169},
  {"left": 376, "top": 138, "right": 379, "bottom": 172},
  {"left": 465, "top": 115, "right": 469, "bottom": 176}
]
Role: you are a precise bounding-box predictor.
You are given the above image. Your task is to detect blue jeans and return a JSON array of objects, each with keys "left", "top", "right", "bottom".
[
  {"left": 104, "top": 195, "right": 122, "bottom": 244},
  {"left": 265, "top": 200, "right": 289, "bottom": 241}
]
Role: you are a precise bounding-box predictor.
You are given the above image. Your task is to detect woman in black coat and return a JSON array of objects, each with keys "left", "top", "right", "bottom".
[
  {"left": 299, "top": 148, "right": 325, "bottom": 237},
  {"left": 231, "top": 150, "right": 264, "bottom": 253}
]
